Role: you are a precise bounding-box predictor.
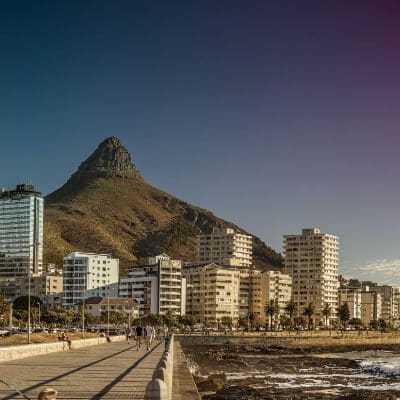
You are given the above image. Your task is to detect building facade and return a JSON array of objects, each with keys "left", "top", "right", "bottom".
[
  {"left": 0, "top": 184, "right": 43, "bottom": 298},
  {"left": 73, "top": 297, "right": 138, "bottom": 319},
  {"left": 362, "top": 284, "right": 395, "bottom": 322},
  {"left": 62, "top": 253, "right": 119, "bottom": 308},
  {"left": 15, "top": 272, "right": 63, "bottom": 299},
  {"left": 361, "top": 290, "right": 382, "bottom": 325},
  {"left": 197, "top": 228, "right": 252, "bottom": 267},
  {"left": 119, "top": 254, "right": 185, "bottom": 316},
  {"left": 338, "top": 287, "right": 362, "bottom": 320},
  {"left": 283, "top": 228, "right": 339, "bottom": 325},
  {"left": 184, "top": 263, "right": 241, "bottom": 327}
]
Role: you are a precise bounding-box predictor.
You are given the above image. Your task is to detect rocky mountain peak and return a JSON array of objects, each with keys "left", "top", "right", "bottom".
[{"left": 72, "top": 136, "right": 142, "bottom": 180}]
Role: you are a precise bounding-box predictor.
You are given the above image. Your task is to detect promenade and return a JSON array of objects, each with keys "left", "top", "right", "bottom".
[{"left": 0, "top": 339, "right": 164, "bottom": 400}]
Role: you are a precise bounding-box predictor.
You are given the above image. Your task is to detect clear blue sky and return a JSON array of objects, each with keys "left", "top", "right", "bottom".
[{"left": 1, "top": 1, "right": 399, "bottom": 284}]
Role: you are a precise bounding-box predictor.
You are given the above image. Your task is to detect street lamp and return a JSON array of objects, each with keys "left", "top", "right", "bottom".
[
  {"left": 107, "top": 289, "right": 110, "bottom": 337},
  {"left": 36, "top": 302, "right": 41, "bottom": 328},
  {"left": 28, "top": 274, "right": 31, "bottom": 344},
  {"left": 124, "top": 300, "right": 132, "bottom": 327},
  {"left": 106, "top": 285, "right": 114, "bottom": 336},
  {"left": 82, "top": 271, "right": 89, "bottom": 339}
]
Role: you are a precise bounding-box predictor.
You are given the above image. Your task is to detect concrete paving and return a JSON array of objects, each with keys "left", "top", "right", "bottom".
[{"left": 0, "top": 339, "right": 163, "bottom": 400}]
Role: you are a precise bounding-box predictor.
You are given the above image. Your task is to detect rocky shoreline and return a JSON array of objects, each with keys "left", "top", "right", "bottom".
[{"left": 182, "top": 343, "right": 400, "bottom": 400}]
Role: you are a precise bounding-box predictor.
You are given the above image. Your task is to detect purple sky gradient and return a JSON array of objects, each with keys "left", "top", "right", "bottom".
[{"left": 0, "top": 1, "right": 399, "bottom": 283}]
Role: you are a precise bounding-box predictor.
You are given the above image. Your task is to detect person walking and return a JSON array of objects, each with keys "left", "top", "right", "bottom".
[
  {"left": 145, "top": 322, "right": 153, "bottom": 351},
  {"left": 135, "top": 325, "right": 143, "bottom": 350},
  {"left": 125, "top": 326, "right": 132, "bottom": 344}
]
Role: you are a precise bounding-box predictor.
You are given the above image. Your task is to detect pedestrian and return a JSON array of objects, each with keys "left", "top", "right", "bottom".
[
  {"left": 125, "top": 326, "right": 132, "bottom": 344},
  {"left": 145, "top": 322, "right": 153, "bottom": 351},
  {"left": 135, "top": 325, "right": 143, "bottom": 350}
]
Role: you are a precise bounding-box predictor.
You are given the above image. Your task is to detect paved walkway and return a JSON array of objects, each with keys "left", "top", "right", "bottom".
[{"left": 0, "top": 339, "right": 163, "bottom": 399}]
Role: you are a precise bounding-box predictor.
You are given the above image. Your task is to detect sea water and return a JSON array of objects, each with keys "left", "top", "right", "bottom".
[{"left": 221, "top": 350, "right": 400, "bottom": 393}]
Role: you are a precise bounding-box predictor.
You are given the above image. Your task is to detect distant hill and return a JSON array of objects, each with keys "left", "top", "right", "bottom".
[{"left": 44, "top": 137, "right": 283, "bottom": 273}]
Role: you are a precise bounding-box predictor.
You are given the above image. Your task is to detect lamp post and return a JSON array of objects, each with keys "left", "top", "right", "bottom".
[
  {"left": 107, "top": 291, "right": 110, "bottom": 337},
  {"left": 82, "top": 271, "right": 89, "bottom": 339},
  {"left": 36, "top": 302, "right": 41, "bottom": 328},
  {"left": 124, "top": 300, "right": 131, "bottom": 327},
  {"left": 28, "top": 274, "right": 31, "bottom": 344}
]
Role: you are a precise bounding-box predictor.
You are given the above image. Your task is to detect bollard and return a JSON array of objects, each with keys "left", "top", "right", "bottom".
[
  {"left": 153, "top": 367, "right": 170, "bottom": 385},
  {"left": 144, "top": 378, "right": 168, "bottom": 400},
  {"left": 159, "top": 359, "right": 167, "bottom": 369}
]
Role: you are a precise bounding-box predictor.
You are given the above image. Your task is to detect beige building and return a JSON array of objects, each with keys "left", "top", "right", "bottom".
[
  {"left": 338, "top": 288, "right": 362, "bottom": 320},
  {"left": 361, "top": 290, "right": 382, "bottom": 325},
  {"left": 362, "top": 284, "right": 395, "bottom": 322},
  {"left": 197, "top": 228, "right": 252, "bottom": 267},
  {"left": 263, "top": 270, "right": 292, "bottom": 321},
  {"left": 119, "top": 254, "right": 185, "bottom": 316},
  {"left": 184, "top": 263, "right": 241, "bottom": 327},
  {"left": 283, "top": 228, "right": 339, "bottom": 325},
  {"left": 15, "top": 273, "right": 63, "bottom": 298}
]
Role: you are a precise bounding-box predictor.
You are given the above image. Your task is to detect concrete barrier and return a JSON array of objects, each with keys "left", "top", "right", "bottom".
[
  {"left": 0, "top": 335, "right": 126, "bottom": 362},
  {"left": 145, "top": 334, "right": 174, "bottom": 400}
]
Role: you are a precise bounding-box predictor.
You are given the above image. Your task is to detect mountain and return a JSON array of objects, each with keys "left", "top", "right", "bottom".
[{"left": 44, "top": 137, "right": 283, "bottom": 273}]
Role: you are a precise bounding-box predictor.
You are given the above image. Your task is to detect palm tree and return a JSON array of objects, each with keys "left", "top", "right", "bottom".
[
  {"left": 322, "top": 303, "right": 331, "bottom": 327},
  {"left": 303, "top": 303, "right": 315, "bottom": 330},
  {"left": 265, "top": 299, "right": 279, "bottom": 330},
  {"left": 285, "top": 299, "right": 297, "bottom": 327}
]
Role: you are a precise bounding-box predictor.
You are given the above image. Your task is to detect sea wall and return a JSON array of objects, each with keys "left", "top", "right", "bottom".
[{"left": 0, "top": 335, "right": 125, "bottom": 362}]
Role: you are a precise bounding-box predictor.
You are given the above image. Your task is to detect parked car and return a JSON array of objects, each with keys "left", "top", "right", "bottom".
[{"left": 0, "top": 329, "right": 10, "bottom": 337}]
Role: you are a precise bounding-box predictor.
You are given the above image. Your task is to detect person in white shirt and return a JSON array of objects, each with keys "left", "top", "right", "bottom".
[{"left": 145, "top": 323, "right": 153, "bottom": 351}]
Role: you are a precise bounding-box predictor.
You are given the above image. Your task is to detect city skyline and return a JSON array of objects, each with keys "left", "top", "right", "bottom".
[{"left": 1, "top": 2, "right": 399, "bottom": 285}]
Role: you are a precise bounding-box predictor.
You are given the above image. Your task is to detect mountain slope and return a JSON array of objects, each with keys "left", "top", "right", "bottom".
[{"left": 44, "top": 137, "right": 283, "bottom": 272}]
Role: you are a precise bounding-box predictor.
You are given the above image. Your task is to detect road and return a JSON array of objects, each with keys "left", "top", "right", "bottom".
[{"left": 0, "top": 339, "right": 163, "bottom": 399}]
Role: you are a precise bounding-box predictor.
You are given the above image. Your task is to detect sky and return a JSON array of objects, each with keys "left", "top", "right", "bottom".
[{"left": 0, "top": 1, "right": 399, "bottom": 285}]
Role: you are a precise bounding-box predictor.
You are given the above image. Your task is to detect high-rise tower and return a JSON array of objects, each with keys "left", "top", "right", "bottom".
[
  {"left": 283, "top": 228, "right": 339, "bottom": 325},
  {"left": 0, "top": 184, "right": 43, "bottom": 298}
]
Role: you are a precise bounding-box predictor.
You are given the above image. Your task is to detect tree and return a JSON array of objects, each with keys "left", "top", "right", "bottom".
[
  {"left": 285, "top": 299, "right": 297, "bottom": 324},
  {"left": 322, "top": 303, "right": 331, "bottom": 327},
  {"left": 265, "top": 299, "right": 279, "bottom": 330},
  {"left": 221, "top": 316, "right": 233, "bottom": 329},
  {"left": 378, "top": 318, "right": 387, "bottom": 331},
  {"left": 303, "top": 303, "right": 315, "bottom": 330},
  {"left": 279, "top": 314, "right": 292, "bottom": 330},
  {"left": 178, "top": 314, "right": 196, "bottom": 328},
  {"left": 337, "top": 303, "right": 350, "bottom": 329},
  {"left": 349, "top": 318, "right": 363, "bottom": 328}
]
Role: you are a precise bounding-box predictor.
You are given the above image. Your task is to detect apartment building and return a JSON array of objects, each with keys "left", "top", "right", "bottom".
[
  {"left": 15, "top": 272, "right": 63, "bottom": 298},
  {"left": 197, "top": 228, "right": 252, "bottom": 267},
  {"left": 62, "top": 252, "right": 119, "bottom": 308},
  {"left": 362, "top": 283, "right": 395, "bottom": 321},
  {"left": 283, "top": 228, "right": 339, "bottom": 325},
  {"left": 361, "top": 290, "right": 382, "bottom": 325},
  {"left": 184, "top": 263, "right": 241, "bottom": 327},
  {"left": 338, "top": 287, "right": 362, "bottom": 320},
  {"left": 119, "top": 254, "right": 185, "bottom": 316},
  {"left": 0, "top": 184, "right": 43, "bottom": 299}
]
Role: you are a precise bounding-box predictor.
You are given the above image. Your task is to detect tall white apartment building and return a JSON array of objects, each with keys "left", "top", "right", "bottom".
[
  {"left": 197, "top": 228, "right": 252, "bottom": 267},
  {"left": 119, "top": 254, "right": 185, "bottom": 316},
  {"left": 283, "top": 228, "right": 339, "bottom": 325},
  {"left": 184, "top": 263, "right": 241, "bottom": 327},
  {"left": 62, "top": 252, "right": 119, "bottom": 308}
]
